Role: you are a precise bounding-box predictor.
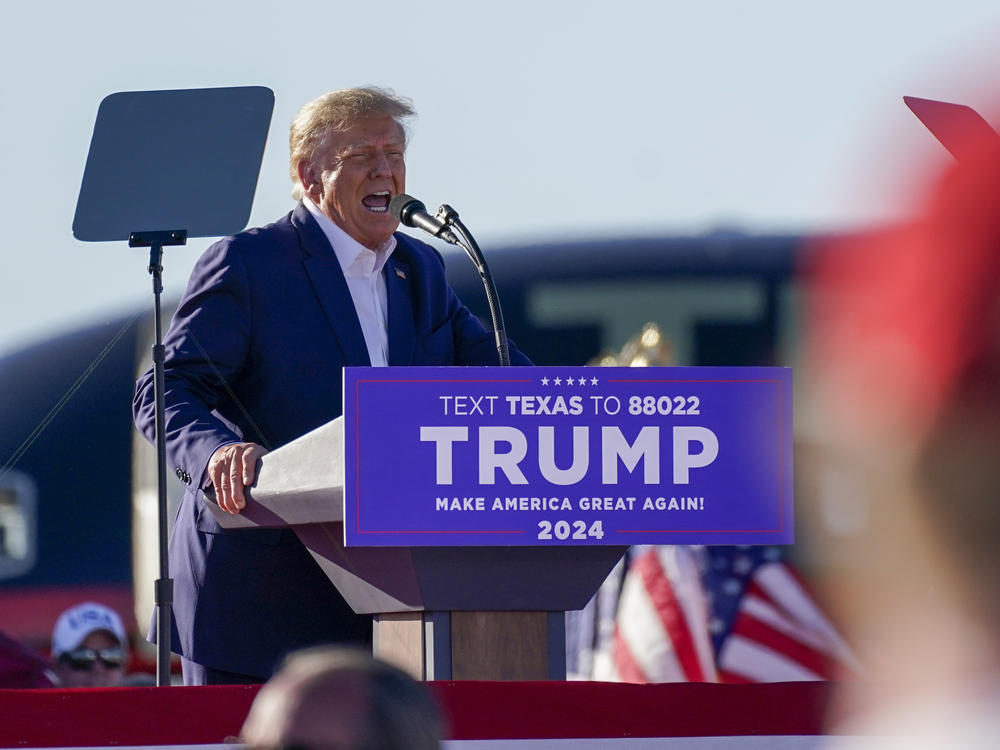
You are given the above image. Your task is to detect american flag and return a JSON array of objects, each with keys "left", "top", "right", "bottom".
[{"left": 587, "top": 545, "right": 862, "bottom": 683}]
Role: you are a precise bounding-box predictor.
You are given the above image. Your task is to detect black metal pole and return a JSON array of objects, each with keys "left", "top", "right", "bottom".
[
  {"left": 436, "top": 206, "right": 510, "bottom": 367},
  {"left": 150, "top": 242, "right": 172, "bottom": 687},
  {"left": 131, "top": 229, "right": 185, "bottom": 686}
]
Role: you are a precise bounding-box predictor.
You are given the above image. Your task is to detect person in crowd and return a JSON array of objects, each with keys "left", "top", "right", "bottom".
[
  {"left": 50, "top": 602, "right": 130, "bottom": 688},
  {"left": 806, "top": 117, "right": 1000, "bottom": 746},
  {"left": 132, "top": 86, "right": 530, "bottom": 685},
  {"left": 241, "top": 646, "right": 443, "bottom": 750}
]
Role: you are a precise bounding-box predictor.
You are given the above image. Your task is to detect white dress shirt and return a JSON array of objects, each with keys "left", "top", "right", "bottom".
[{"left": 302, "top": 197, "right": 395, "bottom": 367}]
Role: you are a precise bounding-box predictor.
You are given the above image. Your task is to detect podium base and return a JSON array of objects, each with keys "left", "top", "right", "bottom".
[{"left": 374, "top": 610, "right": 566, "bottom": 681}]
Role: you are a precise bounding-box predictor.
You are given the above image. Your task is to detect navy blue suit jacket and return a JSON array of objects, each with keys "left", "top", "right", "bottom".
[{"left": 133, "top": 203, "right": 529, "bottom": 677}]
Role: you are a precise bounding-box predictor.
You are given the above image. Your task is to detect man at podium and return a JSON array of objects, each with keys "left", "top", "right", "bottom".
[{"left": 133, "top": 87, "right": 530, "bottom": 685}]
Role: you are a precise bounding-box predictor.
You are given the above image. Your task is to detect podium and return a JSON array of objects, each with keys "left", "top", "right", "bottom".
[
  {"left": 210, "top": 417, "right": 626, "bottom": 680},
  {"left": 211, "top": 364, "right": 793, "bottom": 679}
]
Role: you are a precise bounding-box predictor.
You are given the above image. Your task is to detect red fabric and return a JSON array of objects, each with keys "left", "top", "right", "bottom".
[
  {"left": 0, "top": 681, "right": 834, "bottom": 746},
  {"left": 0, "top": 631, "right": 56, "bottom": 689},
  {"left": 634, "top": 548, "right": 707, "bottom": 681},
  {"left": 806, "top": 128, "right": 1000, "bottom": 436},
  {"left": 610, "top": 548, "right": 857, "bottom": 685},
  {"left": 0, "top": 685, "right": 260, "bottom": 746},
  {"left": 726, "top": 612, "right": 837, "bottom": 680},
  {"left": 612, "top": 629, "right": 648, "bottom": 683},
  {"left": 437, "top": 681, "right": 833, "bottom": 739}
]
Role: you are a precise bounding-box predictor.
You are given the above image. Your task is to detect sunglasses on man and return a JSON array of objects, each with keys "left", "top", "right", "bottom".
[{"left": 60, "top": 647, "right": 126, "bottom": 671}]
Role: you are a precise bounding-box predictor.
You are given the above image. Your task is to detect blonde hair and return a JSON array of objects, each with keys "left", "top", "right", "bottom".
[{"left": 289, "top": 87, "right": 415, "bottom": 200}]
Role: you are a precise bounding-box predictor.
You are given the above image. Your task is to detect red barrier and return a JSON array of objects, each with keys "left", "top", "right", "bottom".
[
  {"left": 438, "top": 681, "right": 834, "bottom": 739},
  {"left": 0, "top": 681, "right": 834, "bottom": 747}
]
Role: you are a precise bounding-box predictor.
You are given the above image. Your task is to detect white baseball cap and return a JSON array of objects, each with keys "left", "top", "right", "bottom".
[{"left": 51, "top": 602, "right": 127, "bottom": 658}]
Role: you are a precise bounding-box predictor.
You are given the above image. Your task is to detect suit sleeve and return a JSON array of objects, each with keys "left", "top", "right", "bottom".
[{"left": 132, "top": 239, "right": 254, "bottom": 491}]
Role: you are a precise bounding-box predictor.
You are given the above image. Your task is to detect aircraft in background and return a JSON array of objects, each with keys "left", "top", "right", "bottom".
[{"left": 0, "top": 230, "right": 809, "bottom": 657}]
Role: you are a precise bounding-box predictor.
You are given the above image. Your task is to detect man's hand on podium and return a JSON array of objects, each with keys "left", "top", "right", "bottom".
[{"left": 208, "top": 442, "right": 269, "bottom": 514}]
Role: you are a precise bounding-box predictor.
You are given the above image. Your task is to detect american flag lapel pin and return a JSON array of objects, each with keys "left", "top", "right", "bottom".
[{"left": 395, "top": 268, "right": 407, "bottom": 280}]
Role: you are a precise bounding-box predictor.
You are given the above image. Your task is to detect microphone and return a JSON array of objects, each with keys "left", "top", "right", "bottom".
[
  {"left": 391, "top": 193, "right": 510, "bottom": 365},
  {"left": 389, "top": 194, "right": 460, "bottom": 245}
]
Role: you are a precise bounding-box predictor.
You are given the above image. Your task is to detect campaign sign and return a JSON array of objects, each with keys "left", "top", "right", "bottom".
[{"left": 343, "top": 366, "right": 792, "bottom": 546}]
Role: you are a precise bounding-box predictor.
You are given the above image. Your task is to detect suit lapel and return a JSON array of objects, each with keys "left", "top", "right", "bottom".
[
  {"left": 292, "top": 204, "right": 371, "bottom": 366},
  {"left": 386, "top": 254, "right": 415, "bottom": 365}
]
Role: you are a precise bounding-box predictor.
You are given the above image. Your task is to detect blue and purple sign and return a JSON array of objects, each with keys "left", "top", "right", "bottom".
[{"left": 343, "top": 366, "right": 793, "bottom": 546}]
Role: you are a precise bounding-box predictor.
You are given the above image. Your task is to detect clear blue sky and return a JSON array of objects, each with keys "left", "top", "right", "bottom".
[{"left": 2, "top": 0, "right": 999, "bottom": 355}]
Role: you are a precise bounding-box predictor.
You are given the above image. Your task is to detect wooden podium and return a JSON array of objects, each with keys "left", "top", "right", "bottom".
[{"left": 209, "top": 418, "right": 626, "bottom": 680}]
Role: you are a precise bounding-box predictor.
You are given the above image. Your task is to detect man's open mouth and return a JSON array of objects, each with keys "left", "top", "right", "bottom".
[{"left": 362, "top": 191, "right": 391, "bottom": 214}]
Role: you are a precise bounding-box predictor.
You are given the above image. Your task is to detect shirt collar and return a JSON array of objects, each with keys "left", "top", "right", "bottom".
[{"left": 302, "top": 197, "right": 396, "bottom": 276}]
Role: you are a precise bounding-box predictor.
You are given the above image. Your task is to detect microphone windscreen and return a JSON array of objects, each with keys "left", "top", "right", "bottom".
[{"left": 389, "top": 193, "right": 424, "bottom": 223}]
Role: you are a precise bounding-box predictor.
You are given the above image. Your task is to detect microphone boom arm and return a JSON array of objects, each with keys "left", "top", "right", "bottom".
[{"left": 434, "top": 204, "right": 511, "bottom": 367}]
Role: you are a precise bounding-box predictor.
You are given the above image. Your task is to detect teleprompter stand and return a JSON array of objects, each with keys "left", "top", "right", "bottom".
[
  {"left": 129, "top": 229, "right": 186, "bottom": 686},
  {"left": 73, "top": 86, "right": 274, "bottom": 685}
]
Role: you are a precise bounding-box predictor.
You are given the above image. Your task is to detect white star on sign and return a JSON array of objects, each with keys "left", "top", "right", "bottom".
[{"left": 541, "top": 377, "right": 549, "bottom": 385}]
